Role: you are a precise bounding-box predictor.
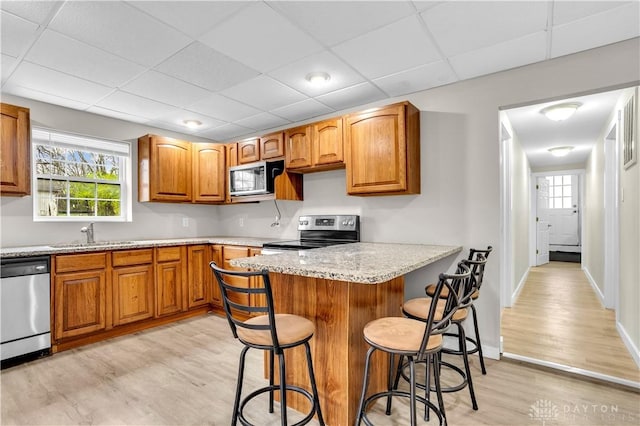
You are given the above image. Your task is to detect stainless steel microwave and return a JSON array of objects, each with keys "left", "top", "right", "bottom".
[{"left": 228, "top": 160, "right": 284, "bottom": 196}]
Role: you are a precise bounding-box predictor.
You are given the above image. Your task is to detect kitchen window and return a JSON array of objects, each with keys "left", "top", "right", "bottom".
[{"left": 31, "top": 127, "right": 132, "bottom": 222}]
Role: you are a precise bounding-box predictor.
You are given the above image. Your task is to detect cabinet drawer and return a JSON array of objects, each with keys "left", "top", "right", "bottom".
[
  {"left": 156, "top": 246, "right": 182, "bottom": 262},
  {"left": 55, "top": 252, "right": 107, "bottom": 273},
  {"left": 112, "top": 249, "right": 153, "bottom": 267}
]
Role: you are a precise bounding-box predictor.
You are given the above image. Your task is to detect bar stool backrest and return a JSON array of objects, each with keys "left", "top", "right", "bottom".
[
  {"left": 419, "top": 262, "right": 471, "bottom": 361},
  {"left": 209, "top": 262, "right": 282, "bottom": 351},
  {"left": 459, "top": 254, "right": 489, "bottom": 308},
  {"left": 467, "top": 246, "right": 492, "bottom": 291}
]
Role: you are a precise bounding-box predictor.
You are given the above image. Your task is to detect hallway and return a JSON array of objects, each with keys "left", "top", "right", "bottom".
[{"left": 501, "top": 261, "right": 640, "bottom": 384}]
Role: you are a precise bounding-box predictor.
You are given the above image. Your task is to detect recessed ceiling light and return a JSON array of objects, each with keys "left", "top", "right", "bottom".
[
  {"left": 548, "top": 146, "right": 574, "bottom": 157},
  {"left": 305, "top": 72, "right": 331, "bottom": 86},
  {"left": 540, "top": 102, "right": 582, "bottom": 121},
  {"left": 183, "top": 119, "right": 202, "bottom": 129}
]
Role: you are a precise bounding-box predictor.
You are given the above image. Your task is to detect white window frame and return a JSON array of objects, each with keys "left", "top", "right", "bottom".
[{"left": 31, "top": 127, "right": 132, "bottom": 222}]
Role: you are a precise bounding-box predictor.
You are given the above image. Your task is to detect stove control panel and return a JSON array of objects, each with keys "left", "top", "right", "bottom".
[{"left": 298, "top": 215, "right": 359, "bottom": 231}]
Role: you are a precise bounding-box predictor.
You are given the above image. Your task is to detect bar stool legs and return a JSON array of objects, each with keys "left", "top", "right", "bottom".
[{"left": 470, "top": 304, "right": 487, "bottom": 374}]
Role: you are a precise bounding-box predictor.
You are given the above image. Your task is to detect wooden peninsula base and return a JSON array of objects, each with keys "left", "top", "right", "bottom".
[{"left": 268, "top": 273, "right": 404, "bottom": 426}]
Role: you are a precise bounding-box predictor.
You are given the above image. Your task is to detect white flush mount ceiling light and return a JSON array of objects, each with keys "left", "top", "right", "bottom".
[
  {"left": 548, "top": 146, "right": 574, "bottom": 157},
  {"left": 183, "top": 119, "right": 202, "bottom": 129},
  {"left": 540, "top": 102, "right": 582, "bottom": 121},
  {"left": 305, "top": 72, "right": 331, "bottom": 86}
]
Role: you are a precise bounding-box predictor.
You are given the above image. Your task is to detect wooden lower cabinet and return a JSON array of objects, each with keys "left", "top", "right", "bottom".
[
  {"left": 112, "top": 249, "right": 154, "bottom": 326},
  {"left": 187, "top": 245, "right": 210, "bottom": 309},
  {"left": 248, "top": 248, "right": 265, "bottom": 313},
  {"left": 210, "top": 244, "right": 223, "bottom": 307},
  {"left": 54, "top": 253, "right": 108, "bottom": 340},
  {"left": 156, "top": 246, "right": 187, "bottom": 317},
  {"left": 222, "top": 245, "right": 250, "bottom": 307}
]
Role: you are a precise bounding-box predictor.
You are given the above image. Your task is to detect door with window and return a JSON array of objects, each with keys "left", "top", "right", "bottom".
[
  {"left": 536, "top": 177, "right": 550, "bottom": 265},
  {"left": 546, "top": 174, "right": 580, "bottom": 247}
]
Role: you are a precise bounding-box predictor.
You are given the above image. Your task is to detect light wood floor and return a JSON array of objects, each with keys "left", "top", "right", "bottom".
[
  {"left": 2, "top": 313, "right": 639, "bottom": 425},
  {"left": 502, "top": 261, "right": 640, "bottom": 383}
]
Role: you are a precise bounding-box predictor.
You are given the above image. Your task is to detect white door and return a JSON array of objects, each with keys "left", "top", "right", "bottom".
[
  {"left": 547, "top": 175, "right": 580, "bottom": 246},
  {"left": 536, "top": 177, "right": 550, "bottom": 265}
]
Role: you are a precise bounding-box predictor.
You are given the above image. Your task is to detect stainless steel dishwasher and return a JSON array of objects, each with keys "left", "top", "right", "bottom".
[{"left": 1, "top": 256, "right": 51, "bottom": 366}]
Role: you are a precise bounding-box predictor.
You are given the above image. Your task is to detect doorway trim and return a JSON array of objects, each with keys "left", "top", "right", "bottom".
[{"left": 604, "top": 115, "right": 620, "bottom": 312}]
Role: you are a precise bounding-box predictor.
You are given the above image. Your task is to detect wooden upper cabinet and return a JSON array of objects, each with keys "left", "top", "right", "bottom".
[
  {"left": 138, "top": 135, "right": 192, "bottom": 202},
  {"left": 285, "top": 125, "right": 312, "bottom": 170},
  {"left": 227, "top": 143, "right": 238, "bottom": 168},
  {"left": 259, "top": 132, "right": 284, "bottom": 160},
  {"left": 192, "top": 143, "right": 225, "bottom": 203},
  {"left": 237, "top": 138, "right": 260, "bottom": 164},
  {"left": 285, "top": 118, "right": 344, "bottom": 173},
  {"left": 1, "top": 103, "right": 31, "bottom": 196},
  {"left": 344, "top": 102, "right": 420, "bottom": 196}
]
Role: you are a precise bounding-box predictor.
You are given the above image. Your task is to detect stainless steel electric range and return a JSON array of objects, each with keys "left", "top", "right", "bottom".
[{"left": 261, "top": 214, "right": 360, "bottom": 255}]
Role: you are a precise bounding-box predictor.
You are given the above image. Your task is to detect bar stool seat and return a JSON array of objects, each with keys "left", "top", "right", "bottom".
[
  {"left": 364, "top": 317, "right": 443, "bottom": 352},
  {"left": 403, "top": 298, "right": 469, "bottom": 322},
  {"left": 238, "top": 314, "right": 315, "bottom": 346}
]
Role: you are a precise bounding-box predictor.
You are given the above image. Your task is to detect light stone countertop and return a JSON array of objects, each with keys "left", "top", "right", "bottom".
[
  {"left": 231, "top": 242, "right": 463, "bottom": 284},
  {"left": 0, "top": 236, "right": 282, "bottom": 258}
]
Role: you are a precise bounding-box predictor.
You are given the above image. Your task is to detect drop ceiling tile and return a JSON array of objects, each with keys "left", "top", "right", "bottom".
[
  {"left": 186, "top": 94, "right": 261, "bottom": 122},
  {"left": 122, "top": 70, "right": 212, "bottom": 108},
  {"left": 271, "top": 99, "right": 334, "bottom": 122},
  {"left": 273, "top": 1, "right": 415, "bottom": 46},
  {"left": 5, "top": 61, "right": 113, "bottom": 104},
  {"left": 48, "top": 1, "right": 192, "bottom": 66},
  {"left": 551, "top": 2, "right": 640, "bottom": 58},
  {"left": 86, "top": 106, "right": 150, "bottom": 124},
  {"left": 151, "top": 110, "right": 225, "bottom": 133},
  {"left": 127, "top": 1, "right": 247, "bottom": 38},
  {"left": 316, "top": 82, "right": 388, "bottom": 111},
  {"left": 1, "top": 11, "right": 40, "bottom": 57},
  {"left": 96, "top": 90, "right": 178, "bottom": 120},
  {"left": 2, "top": 84, "right": 91, "bottom": 111},
  {"left": 450, "top": 31, "right": 547, "bottom": 80},
  {"left": 268, "top": 50, "right": 365, "bottom": 97},
  {"left": 26, "top": 29, "right": 145, "bottom": 88},
  {"left": 0, "top": 1, "right": 62, "bottom": 25},
  {"left": 198, "top": 2, "right": 323, "bottom": 73},
  {"left": 197, "top": 123, "right": 254, "bottom": 142},
  {"left": 373, "top": 61, "right": 457, "bottom": 97},
  {"left": 411, "top": 1, "right": 442, "bottom": 12},
  {"left": 220, "top": 76, "right": 307, "bottom": 111},
  {"left": 235, "top": 113, "right": 290, "bottom": 131},
  {"left": 332, "top": 15, "right": 441, "bottom": 80},
  {"left": 1, "top": 53, "right": 18, "bottom": 83},
  {"left": 422, "top": 1, "right": 548, "bottom": 56},
  {"left": 155, "top": 42, "right": 259, "bottom": 92},
  {"left": 553, "top": 1, "right": 631, "bottom": 26}
]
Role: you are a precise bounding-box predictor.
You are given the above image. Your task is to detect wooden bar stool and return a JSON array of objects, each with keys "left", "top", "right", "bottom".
[
  {"left": 210, "top": 262, "right": 325, "bottom": 426},
  {"left": 424, "top": 246, "right": 492, "bottom": 374},
  {"left": 401, "top": 254, "right": 489, "bottom": 413},
  {"left": 355, "top": 263, "right": 471, "bottom": 426}
]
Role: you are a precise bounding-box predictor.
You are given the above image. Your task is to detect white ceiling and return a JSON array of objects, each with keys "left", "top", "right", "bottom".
[
  {"left": 505, "top": 89, "right": 628, "bottom": 169},
  {"left": 1, "top": 1, "right": 639, "bottom": 143}
]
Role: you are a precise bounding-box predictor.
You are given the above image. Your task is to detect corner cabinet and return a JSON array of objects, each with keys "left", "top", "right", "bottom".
[
  {"left": 1, "top": 103, "right": 31, "bottom": 196},
  {"left": 138, "top": 135, "right": 192, "bottom": 202},
  {"left": 344, "top": 102, "right": 420, "bottom": 196}
]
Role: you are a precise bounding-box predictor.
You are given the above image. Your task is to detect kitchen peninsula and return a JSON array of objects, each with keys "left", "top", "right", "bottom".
[{"left": 232, "top": 242, "right": 462, "bottom": 426}]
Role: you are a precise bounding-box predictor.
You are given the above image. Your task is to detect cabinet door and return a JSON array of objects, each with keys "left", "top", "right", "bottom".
[
  {"left": 260, "top": 132, "right": 284, "bottom": 160},
  {"left": 156, "top": 247, "right": 186, "bottom": 316},
  {"left": 248, "top": 248, "right": 265, "bottom": 313},
  {"left": 112, "top": 264, "right": 154, "bottom": 325},
  {"left": 237, "top": 139, "right": 260, "bottom": 164},
  {"left": 222, "top": 246, "right": 250, "bottom": 307},
  {"left": 345, "top": 102, "right": 420, "bottom": 195},
  {"left": 54, "top": 270, "right": 107, "bottom": 339},
  {"left": 285, "top": 126, "right": 312, "bottom": 169},
  {"left": 193, "top": 143, "right": 225, "bottom": 203},
  {"left": 1, "top": 103, "right": 31, "bottom": 196},
  {"left": 210, "top": 244, "right": 223, "bottom": 307},
  {"left": 147, "top": 135, "right": 192, "bottom": 202},
  {"left": 313, "top": 118, "right": 344, "bottom": 168},
  {"left": 187, "top": 245, "right": 210, "bottom": 309}
]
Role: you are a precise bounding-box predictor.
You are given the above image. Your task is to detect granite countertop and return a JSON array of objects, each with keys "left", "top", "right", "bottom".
[
  {"left": 0, "top": 236, "right": 282, "bottom": 258},
  {"left": 231, "top": 242, "right": 463, "bottom": 284}
]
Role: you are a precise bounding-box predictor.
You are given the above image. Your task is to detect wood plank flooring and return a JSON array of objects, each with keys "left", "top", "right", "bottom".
[
  {"left": 501, "top": 261, "right": 640, "bottom": 383},
  {"left": 2, "top": 313, "right": 639, "bottom": 425}
]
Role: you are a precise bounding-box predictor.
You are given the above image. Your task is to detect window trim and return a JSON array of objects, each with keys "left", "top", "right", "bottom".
[{"left": 31, "top": 127, "right": 133, "bottom": 223}]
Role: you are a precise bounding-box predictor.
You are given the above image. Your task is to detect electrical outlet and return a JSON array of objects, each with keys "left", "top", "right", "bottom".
[
  {"left": 239, "top": 217, "right": 244, "bottom": 227},
  {"left": 182, "top": 217, "right": 189, "bottom": 227}
]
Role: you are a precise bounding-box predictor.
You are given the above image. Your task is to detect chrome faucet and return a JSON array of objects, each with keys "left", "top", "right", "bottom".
[{"left": 80, "top": 223, "right": 95, "bottom": 244}]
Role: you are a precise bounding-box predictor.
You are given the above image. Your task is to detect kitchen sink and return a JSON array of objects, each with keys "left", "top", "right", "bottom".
[{"left": 49, "top": 241, "right": 137, "bottom": 248}]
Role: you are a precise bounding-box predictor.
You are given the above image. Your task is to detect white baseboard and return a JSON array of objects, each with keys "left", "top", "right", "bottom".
[
  {"left": 616, "top": 321, "right": 640, "bottom": 370},
  {"left": 511, "top": 268, "right": 529, "bottom": 305},
  {"left": 581, "top": 265, "right": 605, "bottom": 307},
  {"left": 484, "top": 344, "right": 500, "bottom": 360}
]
